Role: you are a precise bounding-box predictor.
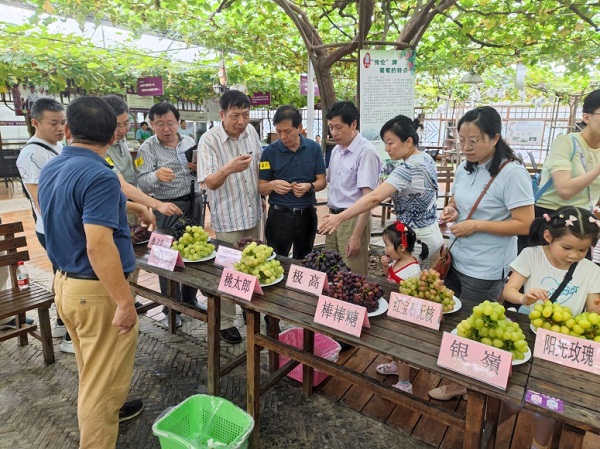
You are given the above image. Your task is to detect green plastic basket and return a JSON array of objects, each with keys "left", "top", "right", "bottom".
[{"left": 152, "top": 394, "right": 254, "bottom": 449}]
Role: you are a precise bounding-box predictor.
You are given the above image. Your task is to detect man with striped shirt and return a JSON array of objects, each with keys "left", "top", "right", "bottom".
[{"left": 199, "top": 90, "right": 262, "bottom": 344}]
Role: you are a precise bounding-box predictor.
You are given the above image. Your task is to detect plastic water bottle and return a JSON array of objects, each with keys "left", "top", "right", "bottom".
[{"left": 16, "top": 261, "right": 30, "bottom": 290}]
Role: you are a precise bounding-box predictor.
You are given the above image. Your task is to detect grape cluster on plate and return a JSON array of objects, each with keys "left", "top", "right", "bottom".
[
  {"left": 529, "top": 300, "right": 600, "bottom": 341},
  {"left": 399, "top": 269, "right": 455, "bottom": 312},
  {"left": 235, "top": 237, "right": 263, "bottom": 250},
  {"left": 130, "top": 224, "right": 151, "bottom": 244},
  {"left": 171, "top": 225, "right": 215, "bottom": 261},
  {"left": 571, "top": 312, "right": 600, "bottom": 341},
  {"left": 301, "top": 249, "right": 349, "bottom": 281},
  {"left": 457, "top": 300, "right": 529, "bottom": 361},
  {"left": 171, "top": 216, "right": 200, "bottom": 240},
  {"left": 234, "top": 242, "right": 284, "bottom": 285},
  {"left": 329, "top": 271, "right": 383, "bottom": 313}
]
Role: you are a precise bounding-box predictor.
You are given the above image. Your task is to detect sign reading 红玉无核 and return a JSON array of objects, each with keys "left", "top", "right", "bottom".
[
  {"left": 147, "top": 246, "right": 184, "bottom": 271},
  {"left": 313, "top": 295, "right": 369, "bottom": 337},
  {"left": 214, "top": 246, "right": 242, "bottom": 269},
  {"left": 533, "top": 328, "right": 600, "bottom": 375},
  {"left": 387, "top": 292, "right": 442, "bottom": 330},
  {"left": 285, "top": 264, "right": 328, "bottom": 296},
  {"left": 148, "top": 232, "right": 174, "bottom": 249},
  {"left": 218, "top": 268, "right": 262, "bottom": 301},
  {"left": 437, "top": 332, "right": 512, "bottom": 390}
]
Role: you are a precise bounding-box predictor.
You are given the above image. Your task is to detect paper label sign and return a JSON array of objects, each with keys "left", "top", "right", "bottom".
[
  {"left": 387, "top": 292, "right": 442, "bottom": 330},
  {"left": 148, "top": 232, "right": 174, "bottom": 249},
  {"left": 218, "top": 268, "right": 259, "bottom": 302},
  {"left": 147, "top": 246, "right": 184, "bottom": 271},
  {"left": 525, "top": 390, "right": 564, "bottom": 413},
  {"left": 285, "top": 264, "right": 328, "bottom": 296},
  {"left": 214, "top": 246, "right": 242, "bottom": 269},
  {"left": 313, "top": 295, "right": 369, "bottom": 337},
  {"left": 533, "top": 328, "right": 600, "bottom": 375},
  {"left": 437, "top": 332, "right": 512, "bottom": 390}
]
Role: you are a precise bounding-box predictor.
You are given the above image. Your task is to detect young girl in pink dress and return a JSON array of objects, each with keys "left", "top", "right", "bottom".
[{"left": 377, "top": 221, "right": 428, "bottom": 393}]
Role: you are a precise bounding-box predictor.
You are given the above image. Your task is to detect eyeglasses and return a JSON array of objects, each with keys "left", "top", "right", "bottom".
[
  {"left": 116, "top": 120, "right": 131, "bottom": 130},
  {"left": 457, "top": 137, "right": 482, "bottom": 150},
  {"left": 152, "top": 121, "right": 179, "bottom": 129}
]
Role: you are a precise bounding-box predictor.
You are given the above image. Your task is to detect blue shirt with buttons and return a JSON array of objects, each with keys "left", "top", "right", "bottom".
[
  {"left": 259, "top": 135, "right": 326, "bottom": 208},
  {"left": 39, "top": 145, "right": 135, "bottom": 276}
]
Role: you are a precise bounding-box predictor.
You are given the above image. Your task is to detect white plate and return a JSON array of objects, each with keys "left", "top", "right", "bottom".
[
  {"left": 182, "top": 250, "right": 217, "bottom": 263},
  {"left": 260, "top": 273, "right": 284, "bottom": 287},
  {"left": 443, "top": 297, "right": 462, "bottom": 314},
  {"left": 530, "top": 323, "right": 537, "bottom": 334},
  {"left": 368, "top": 298, "right": 389, "bottom": 317},
  {"left": 450, "top": 328, "right": 532, "bottom": 365},
  {"left": 267, "top": 252, "right": 277, "bottom": 261},
  {"left": 133, "top": 239, "right": 150, "bottom": 246}
]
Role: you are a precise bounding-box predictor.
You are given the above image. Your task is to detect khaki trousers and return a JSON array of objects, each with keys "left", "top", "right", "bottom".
[
  {"left": 325, "top": 216, "right": 371, "bottom": 275},
  {"left": 54, "top": 272, "right": 139, "bottom": 449}
]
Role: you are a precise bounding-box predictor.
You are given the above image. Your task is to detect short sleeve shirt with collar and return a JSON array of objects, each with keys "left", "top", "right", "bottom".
[
  {"left": 327, "top": 133, "right": 381, "bottom": 209},
  {"left": 450, "top": 159, "right": 534, "bottom": 280},
  {"left": 135, "top": 134, "right": 196, "bottom": 199},
  {"left": 199, "top": 124, "right": 262, "bottom": 233},
  {"left": 259, "top": 135, "right": 326, "bottom": 208},
  {"left": 16, "top": 136, "right": 63, "bottom": 235},
  {"left": 106, "top": 139, "right": 136, "bottom": 186}
]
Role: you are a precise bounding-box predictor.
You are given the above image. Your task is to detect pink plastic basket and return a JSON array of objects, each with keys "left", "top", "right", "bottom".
[{"left": 278, "top": 327, "right": 341, "bottom": 386}]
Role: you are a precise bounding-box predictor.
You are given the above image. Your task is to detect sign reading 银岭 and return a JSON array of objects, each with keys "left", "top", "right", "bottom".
[
  {"left": 147, "top": 232, "right": 174, "bottom": 249},
  {"left": 437, "top": 332, "right": 512, "bottom": 390},
  {"left": 387, "top": 292, "right": 442, "bottom": 330},
  {"left": 533, "top": 328, "right": 600, "bottom": 375},
  {"left": 218, "top": 268, "right": 262, "bottom": 302},
  {"left": 285, "top": 264, "right": 328, "bottom": 296},
  {"left": 214, "top": 246, "right": 242, "bottom": 269},
  {"left": 147, "top": 246, "right": 184, "bottom": 271},
  {"left": 313, "top": 295, "right": 369, "bottom": 337}
]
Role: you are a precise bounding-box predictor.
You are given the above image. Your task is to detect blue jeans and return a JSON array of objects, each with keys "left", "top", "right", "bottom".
[{"left": 444, "top": 265, "right": 504, "bottom": 303}]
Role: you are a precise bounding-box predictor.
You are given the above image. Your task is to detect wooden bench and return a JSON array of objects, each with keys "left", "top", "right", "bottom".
[
  {"left": 0, "top": 222, "right": 55, "bottom": 365},
  {"left": 437, "top": 165, "right": 454, "bottom": 210}
]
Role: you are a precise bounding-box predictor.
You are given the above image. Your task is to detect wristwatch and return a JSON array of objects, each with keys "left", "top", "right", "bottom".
[{"left": 308, "top": 183, "right": 315, "bottom": 193}]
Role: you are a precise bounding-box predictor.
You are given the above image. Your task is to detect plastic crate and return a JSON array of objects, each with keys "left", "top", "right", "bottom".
[
  {"left": 152, "top": 394, "right": 254, "bottom": 449},
  {"left": 278, "top": 327, "right": 341, "bottom": 387}
]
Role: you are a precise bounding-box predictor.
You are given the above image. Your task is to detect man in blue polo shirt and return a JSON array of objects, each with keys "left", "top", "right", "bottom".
[
  {"left": 259, "top": 105, "right": 326, "bottom": 259},
  {"left": 39, "top": 96, "right": 140, "bottom": 449}
]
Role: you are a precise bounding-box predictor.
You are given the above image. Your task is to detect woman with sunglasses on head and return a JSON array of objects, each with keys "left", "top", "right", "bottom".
[{"left": 429, "top": 106, "right": 535, "bottom": 401}]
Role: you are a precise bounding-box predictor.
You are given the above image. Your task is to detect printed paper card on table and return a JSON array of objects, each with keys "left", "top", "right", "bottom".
[
  {"left": 387, "top": 292, "right": 442, "bottom": 330},
  {"left": 533, "top": 328, "right": 600, "bottom": 375},
  {"left": 214, "top": 246, "right": 242, "bottom": 269},
  {"left": 285, "top": 264, "right": 329, "bottom": 296},
  {"left": 437, "top": 332, "right": 512, "bottom": 390},
  {"left": 147, "top": 232, "right": 174, "bottom": 249},
  {"left": 313, "top": 295, "right": 370, "bottom": 338},
  {"left": 147, "top": 246, "right": 184, "bottom": 271},
  {"left": 218, "top": 268, "right": 262, "bottom": 302}
]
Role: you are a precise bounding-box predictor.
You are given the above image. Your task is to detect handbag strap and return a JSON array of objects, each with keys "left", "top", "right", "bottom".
[
  {"left": 465, "top": 159, "right": 511, "bottom": 220},
  {"left": 549, "top": 262, "right": 577, "bottom": 303}
]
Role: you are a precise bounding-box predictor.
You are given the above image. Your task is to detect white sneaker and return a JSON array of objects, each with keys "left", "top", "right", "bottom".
[
  {"left": 52, "top": 323, "right": 66, "bottom": 338},
  {"left": 392, "top": 381, "right": 413, "bottom": 394},
  {"left": 163, "top": 315, "right": 182, "bottom": 329},
  {"left": 60, "top": 337, "right": 75, "bottom": 354}
]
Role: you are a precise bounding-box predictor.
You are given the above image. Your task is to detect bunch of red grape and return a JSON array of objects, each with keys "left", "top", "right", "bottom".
[
  {"left": 130, "top": 224, "right": 152, "bottom": 244},
  {"left": 329, "top": 271, "right": 383, "bottom": 313},
  {"left": 235, "top": 236, "right": 264, "bottom": 250},
  {"left": 301, "top": 249, "right": 349, "bottom": 281}
]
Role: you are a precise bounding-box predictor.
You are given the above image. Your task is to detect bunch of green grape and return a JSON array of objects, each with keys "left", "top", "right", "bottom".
[
  {"left": 571, "top": 312, "right": 600, "bottom": 341},
  {"left": 234, "top": 242, "right": 284, "bottom": 285},
  {"left": 457, "top": 300, "right": 530, "bottom": 361},
  {"left": 171, "top": 225, "right": 215, "bottom": 261},
  {"left": 529, "top": 300, "right": 574, "bottom": 335},
  {"left": 399, "top": 269, "right": 455, "bottom": 312}
]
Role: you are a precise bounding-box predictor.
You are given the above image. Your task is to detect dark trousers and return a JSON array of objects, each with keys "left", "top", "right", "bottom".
[{"left": 265, "top": 207, "right": 317, "bottom": 260}]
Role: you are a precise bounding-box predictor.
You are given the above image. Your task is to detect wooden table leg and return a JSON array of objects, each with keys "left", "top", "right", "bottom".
[
  {"left": 302, "top": 329, "right": 314, "bottom": 397},
  {"left": 17, "top": 312, "right": 28, "bottom": 346},
  {"left": 482, "top": 396, "right": 501, "bottom": 449},
  {"left": 38, "top": 306, "right": 55, "bottom": 365},
  {"left": 207, "top": 295, "right": 221, "bottom": 396},
  {"left": 246, "top": 309, "right": 261, "bottom": 449},
  {"left": 464, "top": 389, "right": 485, "bottom": 449},
  {"left": 166, "top": 279, "right": 177, "bottom": 334},
  {"left": 266, "top": 316, "right": 279, "bottom": 373}
]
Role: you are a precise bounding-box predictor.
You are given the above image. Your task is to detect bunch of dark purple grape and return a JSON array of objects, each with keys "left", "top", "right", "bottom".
[
  {"left": 329, "top": 271, "right": 383, "bottom": 313},
  {"left": 171, "top": 216, "right": 199, "bottom": 240},
  {"left": 235, "top": 236, "right": 264, "bottom": 250},
  {"left": 130, "top": 224, "right": 152, "bottom": 244},
  {"left": 301, "top": 248, "right": 349, "bottom": 281}
]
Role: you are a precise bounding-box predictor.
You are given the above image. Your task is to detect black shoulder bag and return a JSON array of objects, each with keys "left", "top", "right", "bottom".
[{"left": 549, "top": 262, "right": 578, "bottom": 303}]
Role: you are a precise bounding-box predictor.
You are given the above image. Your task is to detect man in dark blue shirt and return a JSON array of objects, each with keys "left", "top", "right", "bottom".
[
  {"left": 39, "top": 96, "right": 140, "bottom": 449},
  {"left": 259, "top": 105, "right": 326, "bottom": 259}
]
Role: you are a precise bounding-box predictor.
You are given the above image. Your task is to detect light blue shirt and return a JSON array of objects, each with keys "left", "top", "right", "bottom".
[
  {"left": 327, "top": 133, "right": 381, "bottom": 208},
  {"left": 450, "top": 159, "right": 534, "bottom": 280}
]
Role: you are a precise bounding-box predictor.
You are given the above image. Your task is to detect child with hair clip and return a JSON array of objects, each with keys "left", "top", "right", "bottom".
[
  {"left": 376, "top": 221, "right": 428, "bottom": 393},
  {"left": 502, "top": 205, "right": 600, "bottom": 449}
]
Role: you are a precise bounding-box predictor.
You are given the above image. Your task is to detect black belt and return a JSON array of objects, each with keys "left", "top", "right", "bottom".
[
  {"left": 329, "top": 207, "right": 347, "bottom": 214},
  {"left": 272, "top": 204, "right": 314, "bottom": 215},
  {"left": 59, "top": 270, "right": 131, "bottom": 281},
  {"left": 157, "top": 193, "right": 192, "bottom": 202}
]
